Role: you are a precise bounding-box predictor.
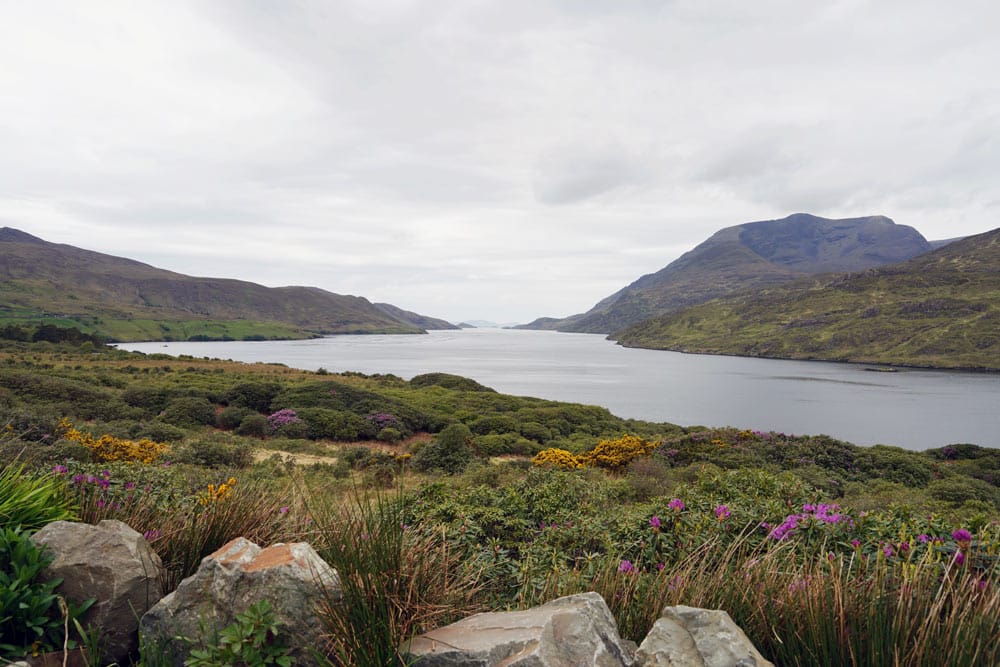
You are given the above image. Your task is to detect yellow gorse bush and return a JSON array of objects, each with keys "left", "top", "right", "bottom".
[
  {"left": 530, "top": 447, "right": 583, "bottom": 469},
  {"left": 532, "top": 434, "right": 656, "bottom": 471},
  {"left": 57, "top": 418, "right": 169, "bottom": 464},
  {"left": 199, "top": 477, "right": 237, "bottom": 505}
]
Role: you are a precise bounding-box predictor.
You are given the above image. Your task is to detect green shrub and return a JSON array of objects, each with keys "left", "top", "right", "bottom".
[
  {"left": 409, "top": 373, "right": 496, "bottom": 393},
  {"left": 236, "top": 414, "right": 270, "bottom": 437},
  {"left": 474, "top": 433, "right": 540, "bottom": 457},
  {"left": 469, "top": 415, "right": 518, "bottom": 436},
  {"left": 161, "top": 397, "right": 216, "bottom": 428},
  {"left": 174, "top": 437, "right": 254, "bottom": 469},
  {"left": 224, "top": 382, "right": 282, "bottom": 413},
  {"left": 134, "top": 420, "right": 188, "bottom": 443},
  {"left": 519, "top": 421, "right": 552, "bottom": 443},
  {"left": 0, "top": 527, "right": 93, "bottom": 661},
  {"left": 121, "top": 385, "right": 172, "bottom": 414},
  {"left": 216, "top": 405, "right": 252, "bottom": 430},
  {"left": 377, "top": 427, "right": 403, "bottom": 443},
  {"left": 296, "top": 408, "right": 370, "bottom": 441},
  {"left": 927, "top": 477, "right": 1000, "bottom": 507},
  {"left": 412, "top": 424, "right": 474, "bottom": 474},
  {"left": 184, "top": 599, "right": 292, "bottom": 667}
]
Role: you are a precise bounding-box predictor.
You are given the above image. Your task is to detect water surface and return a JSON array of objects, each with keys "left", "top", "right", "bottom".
[{"left": 118, "top": 329, "right": 1000, "bottom": 450}]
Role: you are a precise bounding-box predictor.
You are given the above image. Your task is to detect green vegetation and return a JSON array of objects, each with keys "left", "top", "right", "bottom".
[
  {"left": 617, "top": 227, "right": 1000, "bottom": 369},
  {"left": 519, "top": 213, "right": 931, "bottom": 334},
  {"left": 0, "top": 227, "right": 429, "bottom": 341},
  {"left": 0, "top": 338, "right": 998, "bottom": 665}
]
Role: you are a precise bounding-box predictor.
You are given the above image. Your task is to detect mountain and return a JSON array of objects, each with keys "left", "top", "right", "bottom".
[
  {"left": 0, "top": 227, "right": 442, "bottom": 341},
  {"left": 616, "top": 227, "right": 1000, "bottom": 370},
  {"left": 374, "top": 303, "right": 458, "bottom": 330},
  {"left": 517, "top": 214, "right": 933, "bottom": 334}
]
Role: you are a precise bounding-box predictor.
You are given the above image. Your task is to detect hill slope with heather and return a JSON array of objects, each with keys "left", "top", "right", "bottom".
[
  {"left": 518, "top": 214, "right": 933, "bottom": 334},
  {"left": 616, "top": 227, "right": 1000, "bottom": 370},
  {"left": 0, "top": 227, "right": 435, "bottom": 341}
]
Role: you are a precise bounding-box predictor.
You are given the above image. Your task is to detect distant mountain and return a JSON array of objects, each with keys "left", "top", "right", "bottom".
[
  {"left": 616, "top": 227, "right": 1000, "bottom": 370},
  {"left": 374, "top": 303, "right": 458, "bottom": 330},
  {"left": 0, "top": 227, "right": 444, "bottom": 341},
  {"left": 517, "top": 214, "right": 932, "bottom": 334}
]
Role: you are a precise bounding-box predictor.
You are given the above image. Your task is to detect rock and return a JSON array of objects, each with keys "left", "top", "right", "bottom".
[
  {"left": 635, "top": 606, "right": 773, "bottom": 667},
  {"left": 31, "top": 520, "right": 163, "bottom": 665},
  {"left": 139, "top": 537, "right": 340, "bottom": 666},
  {"left": 402, "top": 591, "right": 635, "bottom": 666},
  {"left": 634, "top": 617, "right": 705, "bottom": 666}
]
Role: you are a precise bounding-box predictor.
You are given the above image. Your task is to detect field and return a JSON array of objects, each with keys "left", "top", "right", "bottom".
[{"left": 2, "top": 337, "right": 998, "bottom": 666}]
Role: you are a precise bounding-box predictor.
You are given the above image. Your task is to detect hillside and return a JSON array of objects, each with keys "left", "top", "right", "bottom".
[
  {"left": 0, "top": 228, "right": 435, "bottom": 341},
  {"left": 374, "top": 303, "right": 458, "bottom": 330},
  {"left": 517, "top": 214, "right": 932, "bottom": 334},
  {"left": 616, "top": 227, "right": 1000, "bottom": 370}
]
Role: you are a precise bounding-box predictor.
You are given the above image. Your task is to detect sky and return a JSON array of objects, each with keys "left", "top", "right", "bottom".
[{"left": 2, "top": 1, "right": 999, "bottom": 324}]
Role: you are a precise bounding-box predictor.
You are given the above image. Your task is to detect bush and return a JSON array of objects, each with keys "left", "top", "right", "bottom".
[
  {"left": 412, "top": 424, "right": 474, "bottom": 474},
  {"left": 474, "top": 433, "right": 540, "bottom": 457},
  {"left": 224, "top": 381, "right": 282, "bottom": 413},
  {"left": 377, "top": 427, "right": 403, "bottom": 443},
  {"left": 161, "top": 397, "right": 216, "bottom": 428},
  {"left": 121, "top": 385, "right": 172, "bottom": 414},
  {"left": 519, "top": 421, "right": 552, "bottom": 443},
  {"left": 185, "top": 599, "right": 292, "bottom": 667},
  {"left": 297, "top": 408, "right": 371, "bottom": 441},
  {"left": 216, "top": 405, "right": 252, "bottom": 430},
  {"left": 174, "top": 437, "right": 254, "bottom": 469},
  {"left": 469, "top": 415, "right": 519, "bottom": 436},
  {"left": 927, "top": 477, "right": 1000, "bottom": 507},
  {"left": 236, "top": 414, "right": 270, "bottom": 437},
  {"left": 409, "top": 373, "right": 496, "bottom": 393},
  {"left": 134, "top": 421, "right": 187, "bottom": 443}
]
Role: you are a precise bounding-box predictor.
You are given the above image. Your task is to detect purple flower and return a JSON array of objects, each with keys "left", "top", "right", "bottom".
[
  {"left": 125, "top": 481, "right": 136, "bottom": 490},
  {"left": 851, "top": 539, "right": 861, "bottom": 549},
  {"left": 267, "top": 408, "right": 302, "bottom": 430},
  {"left": 143, "top": 529, "right": 162, "bottom": 542},
  {"left": 917, "top": 534, "right": 930, "bottom": 544},
  {"left": 955, "top": 551, "right": 966, "bottom": 566},
  {"left": 618, "top": 559, "right": 635, "bottom": 573},
  {"left": 952, "top": 528, "right": 973, "bottom": 543},
  {"left": 714, "top": 505, "right": 731, "bottom": 520},
  {"left": 649, "top": 516, "right": 662, "bottom": 530},
  {"left": 668, "top": 498, "right": 685, "bottom": 512},
  {"left": 52, "top": 464, "right": 68, "bottom": 475},
  {"left": 279, "top": 506, "right": 289, "bottom": 515},
  {"left": 883, "top": 545, "right": 894, "bottom": 558}
]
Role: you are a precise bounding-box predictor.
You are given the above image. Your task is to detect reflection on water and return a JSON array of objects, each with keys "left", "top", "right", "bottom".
[{"left": 118, "top": 328, "right": 1000, "bottom": 450}]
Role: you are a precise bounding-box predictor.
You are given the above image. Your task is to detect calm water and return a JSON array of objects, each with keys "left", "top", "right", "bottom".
[{"left": 118, "top": 328, "right": 1000, "bottom": 450}]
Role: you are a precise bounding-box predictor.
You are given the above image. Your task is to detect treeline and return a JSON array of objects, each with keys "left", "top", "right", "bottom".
[{"left": 0, "top": 323, "right": 106, "bottom": 346}]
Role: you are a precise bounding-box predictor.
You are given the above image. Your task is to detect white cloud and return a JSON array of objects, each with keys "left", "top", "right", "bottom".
[{"left": 2, "top": 0, "right": 999, "bottom": 323}]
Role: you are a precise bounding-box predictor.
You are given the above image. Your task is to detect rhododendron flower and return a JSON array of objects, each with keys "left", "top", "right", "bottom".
[
  {"left": 715, "top": 505, "right": 731, "bottom": 520},
  {"left": 955, "top": 552, "right": 966, "bottom": 566},
  {"left": 952, "top": 528, "right": 972, "bottom": 543},
  {"left": 618, "top": 559, "right": 635, "bottom": 573},
  {"left": 668, "top": 498, "right": 685, "bottom": 512},
  {"left": 649, "top": 516, "right": 662, "bottom": 530}
]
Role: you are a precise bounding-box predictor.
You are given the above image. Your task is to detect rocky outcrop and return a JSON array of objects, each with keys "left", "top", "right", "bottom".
[
  {"left": 30, "top": 520, "right": 163, "bottom": 665},
  {"left": 404, "top": 594, "right": 773, "bottom": 667},
  {"left": 635, "top": 606, "right": 773, "bottom": 667},
  {"left": 139, "top": 537, "right": 340, "bottom": 666},
  {"left": 403, "top": 592, "right": 635, "bottom": 666}
]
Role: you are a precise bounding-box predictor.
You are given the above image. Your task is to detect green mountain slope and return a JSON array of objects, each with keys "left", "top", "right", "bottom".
[
  {"left": 616, "top": 227, "right": 1000, "bottom": 370},
  {"left": 374, "top": 303, "right": 458, "bottom": 330},
  {"left": 0, "top": 228, "right": 430, "bottom": 341},
  {"left": 518, "top": 214, "right": 932, "bottom": 334}
]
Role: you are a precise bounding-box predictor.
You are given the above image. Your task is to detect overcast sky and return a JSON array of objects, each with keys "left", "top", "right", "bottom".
[{"left": 2, "top": 1, "right": 998, "bottom": 324}]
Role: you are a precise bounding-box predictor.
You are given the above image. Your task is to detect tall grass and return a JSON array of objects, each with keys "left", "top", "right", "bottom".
[
  {"left": 0, "top": 461, "right": 76, "bottom": 530},
  {"left": 309, "top": 488, "right": 484, "bottom": 666},
  {"left": 526, "top": 536, "right": 1000, "bottom": 667}
]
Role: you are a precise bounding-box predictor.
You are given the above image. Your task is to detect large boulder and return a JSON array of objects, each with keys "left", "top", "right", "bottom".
[
  {"left": 30, "top": 520, "right": 163, "bottom": 665},
  {"left": 402, "top": 591, "right": 635, "bottom": 666},
  {"left": 139, "top": 537, "right": 340, "bottom": 666},
  {"left": 635, "top": 606, "right": 773, "bottom": 667}
]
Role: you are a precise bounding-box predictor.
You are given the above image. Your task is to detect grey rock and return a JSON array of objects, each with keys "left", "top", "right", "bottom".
[
  {"left": 649, "top": 606, "right": 773, "bottom": 667},
  {"left": 31, "top": 520, "right": 163, "bottom": 665},
  {"left": 139, "top": 537, "right": 340, "bottom": 666},
  {"left": 634, "top": 617, "right": 705, "bottom": 666},
  {"left": 402, "top": 591, "right": 634, "bottom": 667}
]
